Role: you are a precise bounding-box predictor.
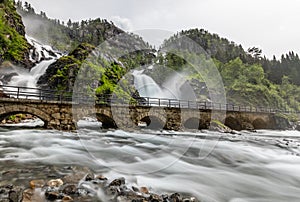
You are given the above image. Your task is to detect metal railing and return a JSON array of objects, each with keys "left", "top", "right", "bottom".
[{"left": 0, "top": 85, "right": 296, "bottom": 113}]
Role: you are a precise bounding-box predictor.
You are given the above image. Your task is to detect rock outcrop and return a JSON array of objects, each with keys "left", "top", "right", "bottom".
[
  {"left": 0, "top": 0, "right": 33, "bottom": 68},
  {"left": 37, "top": 43, "right": 95, "bottom": 92}
]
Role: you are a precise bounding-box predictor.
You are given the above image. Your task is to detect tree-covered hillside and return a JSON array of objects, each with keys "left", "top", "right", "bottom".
[
  {"left": 155, "top": 29, "right": 300, "bottom": 111},
  {"left": 2, "top": 1, "right": 300, "bottom": 112}
]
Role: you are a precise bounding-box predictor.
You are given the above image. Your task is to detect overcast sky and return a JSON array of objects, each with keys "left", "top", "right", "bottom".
[{"left": 24, "top": 0, "right": 300, "bottom": 58}]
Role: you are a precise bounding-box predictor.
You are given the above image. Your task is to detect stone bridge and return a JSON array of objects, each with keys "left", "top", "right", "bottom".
[{"left": 0, "top": 97, "right": 288, "bottom": 131}]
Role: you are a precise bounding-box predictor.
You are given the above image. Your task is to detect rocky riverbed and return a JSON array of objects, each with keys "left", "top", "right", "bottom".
[{"left": 0, "top": 166, "right": 197, "bottom": 202}]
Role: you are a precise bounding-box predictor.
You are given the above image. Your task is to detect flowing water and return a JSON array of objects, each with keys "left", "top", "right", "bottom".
[
  {"left": 2, "top": 37, "right": 60, "bottom": 94},
  {"left": 132, "top": 69, "right": 194, "bottom": 99},
  {"left": 1, "top": 39, "right": 300, "bottom": 201},
  {"left": 0, "top": 128, "right": 300, "bottom": 202}
]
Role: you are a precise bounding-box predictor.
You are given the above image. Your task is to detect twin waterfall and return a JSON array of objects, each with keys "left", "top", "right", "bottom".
[{"left": 3, "top": 36, "right": 192, "bottom": 101}]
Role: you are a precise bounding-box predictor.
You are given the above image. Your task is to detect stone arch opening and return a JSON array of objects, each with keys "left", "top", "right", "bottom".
[
  {"left": 0, "top": 107, "right": 50, "bottom": 128},
  {"left": 140, "top": 115, "right": 166, "bottom": 130},
  {"left": 184, "top": 118, "right": 200, "bottom": 130},
  {"left": 96, "top": 113, "right": 117, "bottom": 129},
  {"left": 225, "top": 116, "right": 242, "bottom": 130},
  {"left": 252, "top": 118, "right": 267, "bottom": 129}
]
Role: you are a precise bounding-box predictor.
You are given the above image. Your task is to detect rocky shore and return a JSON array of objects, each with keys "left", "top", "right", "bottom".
[{"left": 0, "top": 167, "right": 198, "bottom": 202}]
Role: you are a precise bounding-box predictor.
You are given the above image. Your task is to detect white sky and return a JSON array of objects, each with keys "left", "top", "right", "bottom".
[{"left": 24, "top": 0, "right": 300, "bottom": 58}]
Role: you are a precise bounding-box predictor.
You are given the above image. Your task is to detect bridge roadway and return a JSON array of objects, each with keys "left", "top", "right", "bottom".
[{"left": 0, "top": 85, "right": 292, "bottom": 131}]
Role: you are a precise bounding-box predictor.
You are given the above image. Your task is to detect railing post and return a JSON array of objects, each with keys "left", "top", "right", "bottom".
[
  {"left": 204, "top": 102, "right": 207, "bottom": 110},
  {"left": 158, "top": 98, "right": 161, "bottom": 107},
  {"left": 17, "top": 86, "right": 20, "bottom": 99}
]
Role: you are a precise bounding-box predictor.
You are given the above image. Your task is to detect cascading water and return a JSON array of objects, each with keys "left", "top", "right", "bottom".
[
  {"left": 7, "top": 59, "right": 55, "bottom": 89},
  {"left": 2, "top": 37, "right": 60, "bottom": 96},
  {"left": 0, "top": 38, "right": 299, "bottom": 202},
  {"left": 132, "top": 69, "right": 164, "bottom": 98},
  {"left": 132, "top": 68, "right": 197, "bottom": 100}
]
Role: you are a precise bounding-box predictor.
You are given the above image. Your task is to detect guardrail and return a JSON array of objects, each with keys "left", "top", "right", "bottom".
[{"left": 0, "top": 85, "right": 296, "bottom": 113}]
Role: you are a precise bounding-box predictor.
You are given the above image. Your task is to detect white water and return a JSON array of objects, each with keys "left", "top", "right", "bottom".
[
  {"left": 132, "top": 69, "right": 196, "bottom": 100},
  {"left": 0, "top": 128, "right": 300, "bottom": 201},
  {"left": 2, "top": 37, "right": 60, "bottom": 96},
  {"left": 1, "top": 38, "right": 300, "bottom": 201},
  {"left": 132, "top": 69, "right": 164, "bottom": 98},
  {"left": 7, "top": 59, "right": 55, "bottom": 89}
]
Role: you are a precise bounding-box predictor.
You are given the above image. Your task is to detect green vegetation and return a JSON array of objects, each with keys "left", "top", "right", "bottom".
[
  {"left": 16, "top": 1, "right": 153, "bottom": 53},
  {"left": 2, "top": 1, "right": 300, "bottom": 112},
  {"left": 157, "top": 29, "right": 300, "bottom": 111},
  {"left": 0, "top": 0, "right": 31, "bottom": 65}
]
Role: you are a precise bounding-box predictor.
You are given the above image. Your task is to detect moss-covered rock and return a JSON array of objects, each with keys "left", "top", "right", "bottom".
[
  {"left": 0, "top": 0, "right": 33, "bottom": 68},
  {"left": 37, "top": 43, "right": 95, "bottom": 92}
]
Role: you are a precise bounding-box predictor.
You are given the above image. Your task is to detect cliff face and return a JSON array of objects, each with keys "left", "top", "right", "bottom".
[{"left": 0, "top": 0, "right": 33, "bottom": 68}]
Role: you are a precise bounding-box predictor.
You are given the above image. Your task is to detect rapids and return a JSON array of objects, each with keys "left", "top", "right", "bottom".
[{"left": 0, "top": 128, "right": 300, "bottom": 202}]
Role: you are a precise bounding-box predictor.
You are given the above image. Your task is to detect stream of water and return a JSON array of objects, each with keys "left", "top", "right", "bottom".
[
  {"left": 1, "top": 38, "right": 300, "bottom": 201},
  {"left": 0, "top": 128, "right": 300, "bottom": 201}
]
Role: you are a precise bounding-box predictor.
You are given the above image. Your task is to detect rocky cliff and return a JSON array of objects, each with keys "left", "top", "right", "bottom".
[{"left": 0, "top": 0, "right": 33, "bottom": 68}]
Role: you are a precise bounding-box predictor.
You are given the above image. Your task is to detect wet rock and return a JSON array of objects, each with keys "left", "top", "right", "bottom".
[
  {"left": 140, "top": 186, "right": 149, "bottom": 194},
  {"left": 132, "top": 186, "right": 139, "bottom": 192},
  {"left": 62, "top": 195, "right": 74, "bottom": 201},
  {"left": 45, "top": 191, "right": 61, "bottom": 200},
  {"left": 63, "top": 166, "right": 93, "bottom": 184},
  {"left": 76, "top": 188, "right": 89, "bottom": 196},
  {"left": 149, "top": 193, "right": 162, "bottom": 202},
  {"left": 0, "top": 185, "right": 23, "bottom": 202},
  {"left": 62, "top": 184, "right": 77, "bottom": 195},
  {"left": 295, "top": 123, "right": 300, "bottom": 131},
  {"left": 95, "top": 175, "right": 108, "bottom": 181},
  {"left": 170, "top": 193, "right": 181, "bottom": 202},
  {"left": 85, "top": 173, "right": 94, "bottom": 181},
  {"left": 162, "top": 194, "right": 170, "bottom": 202},
  {"left": 105, "top": 186, "right": 120, "bottom": 198},
  {"left": 109, "top": 177, "right": 125, "bottom": 187},
  {"left": 29, "top": 179, "right": 45, "bottom": 189},
  {"left": 47, "top": 179, "right": 64, "bottom": 187}
]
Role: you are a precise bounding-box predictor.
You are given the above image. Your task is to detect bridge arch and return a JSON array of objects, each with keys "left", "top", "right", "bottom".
[
  {"left": 225, "top": 116, "right": 242, "bottom": 130},
  {"left": 0, "top": 105, "right": 51, "bottom": 127},
  {"left": 96, "top": 113, "right": 117, "bottom": 129},
  {"left": 136, "top": 110, "right": 167, "bottom": 130},
  {"left": 252, "top": 118, "right": 267, "bottom": 129},
  {"left": 183, "top": 117, "right": 208, "bottom": 130}
]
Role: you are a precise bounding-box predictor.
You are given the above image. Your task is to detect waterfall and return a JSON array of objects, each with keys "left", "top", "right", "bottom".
[
  {"left": 5, "top": 36, "right": 60, "bottom": 88},
  {"left": 132, "top": 68, "right": 197, "bottom": 100},
  {"left": 132, "top": 69, "right": 164, "bottom": 98},
  {"left": 7, "top": 59, "right": 55, "bottom": 88},
  {"left": 2, "top": 37, "right": 60, "bottom": 96}
]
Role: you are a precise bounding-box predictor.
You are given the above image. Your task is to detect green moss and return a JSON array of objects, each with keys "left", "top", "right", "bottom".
[
  {"left": 8, "top": 115, "right": 16, "bottom": 121},
  {"left": 211, "top": 120, "right": 227, "bottom": 129},
  {"left": 275, "top": 113, "right": 299, "bottom": 123},
  {"left": 0, "top": 0, "right": 30, "bottom": 63}
]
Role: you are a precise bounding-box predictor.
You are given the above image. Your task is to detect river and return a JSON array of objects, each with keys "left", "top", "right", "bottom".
[{"left": 1, "top": 127, "right": 300, "bottom": 202}]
